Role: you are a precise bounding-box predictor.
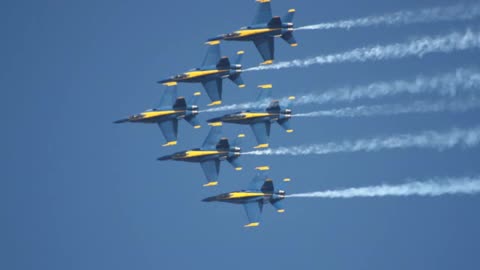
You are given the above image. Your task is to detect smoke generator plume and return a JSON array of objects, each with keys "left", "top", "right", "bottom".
[
  {"left": 287, "top": 176, "right": 480, "bottom": 198},
  {"left": 204, "top": 68, "right": 480, "bottom": 113},
  {"left": 296, "top": 3, "right": 480, "bottom": 31},
  {"left": 246, "top": 29, "right": 480, "bottom": 71},
  {"left": 243, "top": 126, "right": 480, "bottom": 156},
  {"left": 294, "top": 98, "right": 480, "bottom": 118}
]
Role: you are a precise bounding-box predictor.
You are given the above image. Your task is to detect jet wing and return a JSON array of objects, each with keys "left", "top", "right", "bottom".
[
  {"left": 252, "top": 0, "right": 272, "bottom": 25},
  {"left": 201, "top": 79, "right": 223, "bottom": 104},
  {"left": 201, "top": 42, "right": 221, "bottom": 67},
  {"left": 200, "top": 159, "right": 220, "bottom": 186},
  {"left": 202, "top": 125, "right": 222, "bottom": 149},
  {"left": 157, "top": 119, "right": 178, "bottom": 144},
  {"left": 243, "top": 201, "right": 263, "bottom": 227},
  {"left": 156, "top": 85, "right": 178, "bottom": 108},
  {"left": 253, "top": 37, "right": 274, "bottom": 62},
  {"left": 250, "top": 121, "right": 271, "bottom": 146}
]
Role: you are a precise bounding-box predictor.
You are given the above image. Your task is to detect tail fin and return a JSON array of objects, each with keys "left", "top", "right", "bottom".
[
  {"left": 189, "top": 91, "right": 201, "bottom": 106},
  {"left": 184, "top": 92, "right": 201, "bottom": 128},
  {"left": 266, "top": 100, "right": 281, "bottom": 112},
  {"left": 227, "top": 133, "right": 245, "bottom": 171},
  {"left": 234, "top": 50, "right": 244, "bottom": 65},
  {"left": 216, "top": 138, "right": 230, "bottom": 150},
  {"left": 283, "top": 9, "right": 295, "bottom": 23},
  {"left": 216, "top": 57, "right": 231, "bottom": 69},
  {"left": 268, "top": 16, "right": 282, "bottom": 28},
  {"left": 173, "top": 97, "right": 187, "bottom": 110}
]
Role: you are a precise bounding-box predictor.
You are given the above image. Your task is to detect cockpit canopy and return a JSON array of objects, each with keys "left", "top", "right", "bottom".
[{"left": 173, "top": 74, "right": 188, "bottom": 79}]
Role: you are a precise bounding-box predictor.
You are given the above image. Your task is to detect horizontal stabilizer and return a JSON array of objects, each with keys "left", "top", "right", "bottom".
[
  {"left": 229, "top": 73, "right": 245, "bottom": 88},
  {"left": 282, "top": 32, "right": 297, "bottom": 47}
]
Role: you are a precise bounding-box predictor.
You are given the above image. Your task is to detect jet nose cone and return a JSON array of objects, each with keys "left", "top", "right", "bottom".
[
  {"left": 202, "top": 196, "right": 217, "bottom": 202},
  {"left": 157, "top": 155, "right": 172, "bottom": 161},
  {"left": 113, "top": 118, "right": 129, "bottom": 124}
]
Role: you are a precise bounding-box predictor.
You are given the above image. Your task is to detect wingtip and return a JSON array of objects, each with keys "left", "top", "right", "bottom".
[
  {"left": 254, "top": 144, "right": 269, "bottom": 149},
  {"left": 208, "top": 121, "right": 223, "bottom": 127},
  {"left": 235, "top": 167, "right": 243, "bottom": 171},
  {"left": 286, "top": 129, "right": 294, "bottom": 133},
  {"left": 260, "top": 60, "right": 273, "bottom": 65},
  {"left": 288, "top": 9, "right": 296, "bottom": 13},
  {"left": 290, "top": 43, "right": 298, "bottom": 47},
  {"left": 238, "top": 84, "right": 246, "bottom": 88},
  {"left": 283, "top": 178, "right": 291, "bottom": 182},
  {"left": 237, "top": 134, "right": 246, "bottom": 138},
  {"left": 162, "top": 141, "right": 177, "bottom": 147},
  {"left": 194, "top": 125, "right": 201, "bottom": 129},
  {"left": 208, "top": 100, "right": 222, "bottom": 106},
  {"left": 257, "top": 84, "right": 272, "bottom": 89},
  {"left": 194, "top": 92, "right": 201, "bottom": 96},
  {"left": 255, "top": 166, "right": 270, "bottom": 171},
  {"left": 277, "top": 209, "right": 285, "bottom": 213},
  {"left": 205, "top": 40, "right": 220, "bottom": 45},
  {"left": 244, "top": 222, "right": 260, "bottom": 227},
  {"left": 203, "top": 181, "right": 218, "bottom": 187},
  {"left": 237, "top": 50, "right": 245, "bottom": 55},
  {"left": 163, "top": 81, "right": 177, "bottom": 86}
]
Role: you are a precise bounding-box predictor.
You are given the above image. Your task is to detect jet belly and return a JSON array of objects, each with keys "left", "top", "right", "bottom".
[
  {"left": 173, "top": 150, "right": 228, "bottom": 162},
  {"left": 181, "top": 70, "right": 229, "bottom": 82},
  {"left": 128, "top": 110, "right": 182, "bottom": 123},
  {"left": 209, "top": 192, "right": 266, "bottom": 204},
  {"left": 225, "top": 28, "right": 280, "bottom": 41}
]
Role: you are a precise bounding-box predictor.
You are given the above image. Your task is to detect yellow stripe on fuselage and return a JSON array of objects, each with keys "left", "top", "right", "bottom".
[
  {"left": 234, "top": 28, "right": 279, "bottom": 38},
  {"left": 241, "top": 112, "right": 273, "bottom": 119},
  {"left": 183, "top": 150, "right": 225, "bottom": 158},
  {"left": 183, "top": 69, "right": 228, "bottom": 79},
  {"left": 141, "top": 110, "right": 180, "bottom": 119},
  {"left": 227, "top": 192, "right": 265, "bottom": 199}
]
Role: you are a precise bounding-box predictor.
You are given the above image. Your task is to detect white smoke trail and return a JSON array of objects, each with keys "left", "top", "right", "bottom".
[
  {"left": 205, "top": 68, "right": 480, "bottom": 112},
  {"left": 243, "top": 126, "right": 480, "bottom": 156},
  {"left": 287, "top": 176, "right": 480, "bottom": 198},
  {"left": 246, "top": 29, "right": 480, "bottom": 71},
  {"left": 294, "top": 98, "right": 480, "bottom": 118},
  {"left": 296, "top": 3, "right": 480, "bottom": 31}
]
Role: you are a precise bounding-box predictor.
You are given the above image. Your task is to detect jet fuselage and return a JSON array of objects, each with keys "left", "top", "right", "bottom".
[
  {"left": 219, "top": 23, "right": 293, "bottom": 42},
  {"left": 158, "top": 148, "right": 239, "bottom": 163},
  {"left": 159, "top": 65, "right": 241, "bottom": 86},
  {"left": 203, "top": 190, "right": 285, "bottom": 204},
  {"left": 208, "top": 111, "right": 291, "bottom": 125}
]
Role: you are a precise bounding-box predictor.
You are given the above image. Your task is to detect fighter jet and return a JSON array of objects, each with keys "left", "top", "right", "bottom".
[
  {"left": 208, "top": 0, "right": 296, "bottom": 65},
  {"left": 202, "top": 166, "right": 289, "bottom": 227},
  {"left": 158, "top": 41, "right": 245, "bottom": 106},
  {"left": 157, "top": 122, "right": 244, "bottom": 187},
  {"left": 207, "top": 84, "right": 295, "bottom": 149},
  {"left": 114, "top": 86, "right": 201, "bottom": 146}
]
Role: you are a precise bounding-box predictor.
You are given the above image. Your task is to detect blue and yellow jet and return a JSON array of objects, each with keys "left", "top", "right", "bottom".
[
  {"left": 158, "top": 42, "right": 245, "bottom": 106},
  {"left": 208, "top": 0, "right": 296, "bottom": 65},
  {"left": 157, "top": 122, "right": 244, "bottom": 187},
  {"left": 114, "top": 86, "right": 201, "bottom": 146},
  {"left": 207, "top": 84, "right": 295, "bottom": 149},
  {"left": 202, "top": 166, "right": 289, "bottom": 227}
]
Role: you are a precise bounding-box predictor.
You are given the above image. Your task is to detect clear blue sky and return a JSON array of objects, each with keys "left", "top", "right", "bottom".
[{"left": 2, "top": 0, "right": 480, "bottom": 269}]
